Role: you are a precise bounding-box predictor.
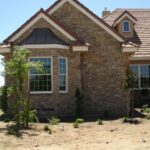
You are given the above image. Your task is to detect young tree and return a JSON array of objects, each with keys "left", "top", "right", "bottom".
[
  {"left": 124, "top": 66, "right": 136, "bottom": 118},
  {"left": 4, "top": 46, "right": 43, "bottom": 128},
  {"left": 75, "top": 88, "right": 84, "bottom": 118}
]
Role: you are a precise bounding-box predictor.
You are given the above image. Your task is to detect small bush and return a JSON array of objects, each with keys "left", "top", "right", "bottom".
[
  {"left": 75, "top": 118, "right": 84, "bottom": 123},
  {"left": 73, "top": 122, "right": 79, "bottom": 128},
  {"left": 122, "top": 116, "right": 130, "bottom": 123},
  {"left": 28, "top": 110, "right": 39, "bottom": 123},
  {"left": 142, "top": 105, "right": 150, "bottom": 113},
  {"left": 97, "top": 119, "right": 103, "bottom": 125},
  {"left": 44, "top": 125, "right": 50, "bottom": 131},
  {"left": 0, "top": 86, "right": 8, "bottom": 113},
  {"left": 75, "top": 88, "right": 83, "bottom": 118},
  {"left": 48, "top": 117, "right": 60, "bottom": 125}
]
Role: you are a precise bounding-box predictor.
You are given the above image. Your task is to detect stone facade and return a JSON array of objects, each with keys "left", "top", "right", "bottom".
[
  {"left": 51, "top": 2, "right": 129, "bottom": 117},
  {"left": 4, "top": 1, "right": 130, "bottom": 119}
]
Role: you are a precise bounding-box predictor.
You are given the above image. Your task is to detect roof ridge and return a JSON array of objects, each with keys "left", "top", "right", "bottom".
[{"left": 116, "top": 8, "right": 150, "bottom": 11}]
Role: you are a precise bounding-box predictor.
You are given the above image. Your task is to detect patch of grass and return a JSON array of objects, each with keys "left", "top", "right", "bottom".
[
  {"left": 75, "top": 118, "right": 84, "bottom": 124},
  {"left": 73, "top": 122, "right": 79, "bottom": 128},
  {"left": 97, "top": 119, "right": 103, "bottom": 125},
  {"left": 48, "top": 117, "right": 60, "bottom": 125}
]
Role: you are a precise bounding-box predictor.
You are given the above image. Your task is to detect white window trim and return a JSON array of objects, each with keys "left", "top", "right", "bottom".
[
  {"left": 28, "top": 56, "right": 53, "bottom": 94},
  {"left": 21, "top": 44, "right": 70, "bottom": 49},
  {"left": 58, "top": 57, "right": 68, "bottom": 93},
  {"left": 130, "top": 64, "right": 150, "bottom": 90},
  {"left": 122, "top": 20, "right": 130, "bottom": 32}
]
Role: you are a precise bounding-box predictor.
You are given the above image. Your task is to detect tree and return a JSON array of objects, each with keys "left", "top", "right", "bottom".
[
  {"left": 4, "top": 46, "right": 43, "bottom": 128},
  {"left": 124, "top": 66, "right": 136, "bottom": 118},
  {"left": 75, "top": 88, "right": 83, "bottom": 118}
]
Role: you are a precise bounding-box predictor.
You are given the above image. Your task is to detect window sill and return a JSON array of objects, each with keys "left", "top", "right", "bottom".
[
  {"left": 30, "top": 92, "right": 53, "bottom": 94},
  {"left": 122, "top": 31, "right": 131, "bottom": 33},
  {"left": 59, "top": 91, "right": 68, "bottom": 94}
]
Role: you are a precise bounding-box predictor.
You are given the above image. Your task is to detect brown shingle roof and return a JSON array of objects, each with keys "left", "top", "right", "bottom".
[{"left": 103, "top": 9, "right": 150, "bottom": 52}]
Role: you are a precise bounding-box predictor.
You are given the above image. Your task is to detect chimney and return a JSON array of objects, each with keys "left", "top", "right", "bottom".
[{"left": 102, "top": 7, "right": 110, "bottom": 18}]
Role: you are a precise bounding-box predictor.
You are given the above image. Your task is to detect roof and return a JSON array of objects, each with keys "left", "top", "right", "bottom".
[
  {"left": 3, "top": 8, "right": 84, "bottom": 45},
  {"left": 19, "top": 28, "right": 69, "bottom": 45},
  {"left": 46, "top": 0, "right": 125, "bottom": 43},
  {"left": 104, "top": 9, "right": 150, "bottom": 52}
]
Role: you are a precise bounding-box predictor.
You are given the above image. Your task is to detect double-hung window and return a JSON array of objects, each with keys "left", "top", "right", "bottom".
[
  {"left": 123, "top": 21, "right": 130, "bottom": 32},
  {"left": 140, "top": 65, "right": 150, "bottom": 88},
  {"left": 130, "top": 65, "right": 150, "bottom": 89},
  {"left": 29, "top": 57, "right": 52, "bottom": 93},
  {"left": 59, "top": 57, "right": 68, "bottom": 92}
]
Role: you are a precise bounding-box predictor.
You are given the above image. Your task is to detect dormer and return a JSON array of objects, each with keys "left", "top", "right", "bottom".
[{"left": 113, "top": 10, "right": 137, "bottom": 38}]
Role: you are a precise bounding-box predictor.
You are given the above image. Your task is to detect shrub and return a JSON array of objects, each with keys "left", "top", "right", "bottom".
[
  {"left": 28, "top": 110, "right": 38, "bottom": 123},
  {"left": 142, "top": 105, "right": 150, "bottom": 113},
  {"left": 75, "top": 88, "right": 83, "bottom": 118},
  {"left": 0, "top": 86, "right": 8, "bottom": 113},
  {"left": 44, "top": 125, "right": 50, "bottom": 131},
  {"left": 75, "top": 118, "right": 84, "bottom": 123},
  {"left": 48, "top": 117, "right": 60, "bottom": 125},
  {"left": 73, "top": 122, "right": 79, "bottom": 128},
  {"left": 97, "top": 119, "right": 103, "bottom": 125},
  {"left": 122, "top": 116, "right": 130, "bottom": 123}
]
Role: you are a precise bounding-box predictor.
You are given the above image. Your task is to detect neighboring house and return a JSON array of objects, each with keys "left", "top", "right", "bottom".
[{"left": 1, "top": 0, "right": 147, "bottom": 118}]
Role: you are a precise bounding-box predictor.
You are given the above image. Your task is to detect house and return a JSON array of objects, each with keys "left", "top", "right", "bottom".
[{"left": 1, "top": 0, "right": 147, "bottom": 118}]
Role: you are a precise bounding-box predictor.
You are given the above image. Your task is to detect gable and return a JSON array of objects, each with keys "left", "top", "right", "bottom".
[
  {"left": 113, "top": 11, "right": 137, "bottom": 27},
  {"left": 47, "top": 0, "right": 125, "bottom": 42},
  {"left": 4, "top": 9, "right": 78, "bottom": 44},
  {"left": 19, "top": 28, "right": 69, "bottom": 45}
]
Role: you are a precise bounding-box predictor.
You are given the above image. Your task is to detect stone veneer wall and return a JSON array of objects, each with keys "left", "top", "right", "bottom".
[
  {"left": 5, "top": 48, "right": 82, "bottom": 118},
  {"left": 51, "top": 2, "right": 130, "bottom": 117},
  {"left": 4, "top": 1, "right": 130, "bottom": 118}
]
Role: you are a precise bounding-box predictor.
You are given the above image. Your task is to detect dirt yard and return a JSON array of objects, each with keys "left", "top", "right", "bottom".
[{"left": 0, "top": 118, "right": 150, "bottom": 150}]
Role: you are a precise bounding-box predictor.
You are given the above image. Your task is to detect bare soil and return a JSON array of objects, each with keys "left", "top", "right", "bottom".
[{"left": 0, "top": 118, "right": 150, "bottom": 150}]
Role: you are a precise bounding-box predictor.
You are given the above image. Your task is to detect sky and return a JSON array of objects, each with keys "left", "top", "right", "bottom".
[{"left": 0, "top": 0, "right": 150, "bottom": 86}]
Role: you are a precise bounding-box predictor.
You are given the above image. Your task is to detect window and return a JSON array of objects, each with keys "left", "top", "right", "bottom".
[
  {"left": 130, "top": 65, "right": 139, "bottom": 88},
  {"left": 123, "top": 21, "right": 130, "bottom": 32},
  {"left": 130, "top": 65, "right": 150, "bottom": 89},
  {"left": 29, "top": 57, "right": 52, "bottom": 93},
  {"left": 59, "top": 57, "right": 68, "bottom": 92},
  {"left": 140, "top": 65, "right": 150, "bottom": 88}
]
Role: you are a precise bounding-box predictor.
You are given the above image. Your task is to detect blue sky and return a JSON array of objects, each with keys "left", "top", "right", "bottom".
[{"left": 0, "top": 0, "right": 150, "bottom": 86}]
